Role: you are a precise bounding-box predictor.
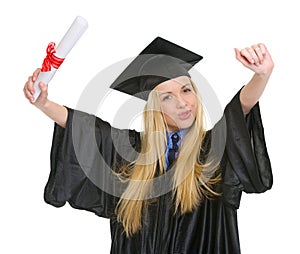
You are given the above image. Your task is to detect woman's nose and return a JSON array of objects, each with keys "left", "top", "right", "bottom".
[{"left": 175, "top": 95, "right": 187, "bottom": 108}]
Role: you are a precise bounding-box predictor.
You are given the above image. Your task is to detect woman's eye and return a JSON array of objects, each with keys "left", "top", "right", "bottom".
[
  {"left": 183, "top": 88, "right": 191, "bottom": 93},
  {"left": 162, "top": 95, "right": 172, "bottom": 101}
]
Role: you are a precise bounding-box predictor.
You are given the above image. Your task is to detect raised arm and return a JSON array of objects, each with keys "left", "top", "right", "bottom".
[
  {"left": 23, "top": 68, "right": 68, "bottom": 128},
  {"left": 235, "top": 43, "right": 274, "bottom": 115}
]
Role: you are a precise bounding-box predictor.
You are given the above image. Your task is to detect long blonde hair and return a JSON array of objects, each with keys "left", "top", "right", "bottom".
[{"left": 115, "top": 79, "right": 221, "bottom": 237}]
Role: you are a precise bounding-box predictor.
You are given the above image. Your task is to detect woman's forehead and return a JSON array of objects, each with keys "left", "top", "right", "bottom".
[{"left": 155, "top": 76, "right": 191, "bottom": 91}]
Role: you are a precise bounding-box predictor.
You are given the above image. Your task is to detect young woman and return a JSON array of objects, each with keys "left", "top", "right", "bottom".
[{"left": 23, "top": 38, "right": 274, "bottom": 253}]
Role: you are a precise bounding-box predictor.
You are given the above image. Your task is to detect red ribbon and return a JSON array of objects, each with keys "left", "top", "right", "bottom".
[{"left": 41, "top": 42, "right": 65, "bottom": 72}]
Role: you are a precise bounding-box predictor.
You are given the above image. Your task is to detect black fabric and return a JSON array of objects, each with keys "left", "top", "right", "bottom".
[
  {"left": 44, "top": 89, "right": 272, "bottom": 254},
  {"left": 110, "top": 37, "right": 203, "bottom": 101}
]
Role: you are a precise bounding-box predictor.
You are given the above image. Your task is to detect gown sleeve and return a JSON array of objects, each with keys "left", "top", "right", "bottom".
[
  {"left": 44, "top": 107, "right": 140, "bottom": 219},
  {"left": 218, "top": 89, "right": 273, "bottom": 208}
]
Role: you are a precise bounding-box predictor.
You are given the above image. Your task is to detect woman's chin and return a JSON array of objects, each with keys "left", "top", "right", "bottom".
[{"left": 168, "top": 120, "right": 194, "bottom": 132}]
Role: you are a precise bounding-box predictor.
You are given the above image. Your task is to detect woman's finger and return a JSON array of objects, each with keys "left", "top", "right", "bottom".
[
  {"left": 26, "top": 76, "right": 35, "bottom": 95},
  {"left": 234, "top": 48, "right": 250, "bottom": 66},
  {"left": 252, "top": 45, "right": 264, "bottom": 64},
  {"left": 36, "top": 82, "right": 48, "bottom": 102},
  {"left": 245, "top": 47, "right": 260, "bottom": 65},
  {"left": 240, "top": 48, "right": 256, "bottom": 65},
  {"left": 23, "top": 83, "right": 34, "bottom": 103},
  {"left": 258, "top": 43, "right": 267, "bottom": 55},
  {"left": 32, "top": 68, "right": 41, "bottom": 81}
]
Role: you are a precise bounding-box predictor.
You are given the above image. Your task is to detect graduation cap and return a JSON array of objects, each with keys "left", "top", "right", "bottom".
[{"left": 110, "top": 37, "right": 203, "bottom": 101}]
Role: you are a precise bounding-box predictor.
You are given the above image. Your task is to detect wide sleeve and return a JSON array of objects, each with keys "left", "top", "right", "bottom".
[
  {"left": 221, "top": 89, "right": 273, "bottom": 197},
  {"left": 44, "top": 107, "right": 140, "bottom": 219}
]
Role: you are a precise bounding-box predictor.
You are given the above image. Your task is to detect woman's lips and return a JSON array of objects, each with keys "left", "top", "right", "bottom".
[{"left": 178, "top": 110, "right": 192, "bottom": 120}]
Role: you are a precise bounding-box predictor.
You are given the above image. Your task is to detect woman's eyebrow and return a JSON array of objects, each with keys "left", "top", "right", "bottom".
[
  {"left": 157, "top": 84, "right": 192, "bottom": 96},
  {"left": 180, "top": 83, "right": 192, "bottom": 89},
  {"left": 158, "top": 91, "right": 172, "bottom": 97}
]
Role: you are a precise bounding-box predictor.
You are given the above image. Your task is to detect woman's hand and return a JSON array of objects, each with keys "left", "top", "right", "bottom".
[
  {"left": 234, "top": 43, "right": 274, "bottom": 77},
  {"left": 236, "top": 43, "right": 274, "bottom": 115},
  {"left": 23, "top": 68, "right": 49, "bottom": 109},
  {"left": 23, "top": 68, "right": 68, "bottom": 128}
]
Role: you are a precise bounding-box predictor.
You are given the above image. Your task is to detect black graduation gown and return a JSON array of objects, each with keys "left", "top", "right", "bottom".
[{"left": 44, "top": 90, "right": 273, "bottom": 254}]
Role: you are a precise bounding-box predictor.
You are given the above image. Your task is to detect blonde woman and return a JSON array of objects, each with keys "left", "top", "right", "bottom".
[{"left": 23, "top": 37, "right": 274, "bottom": 254}]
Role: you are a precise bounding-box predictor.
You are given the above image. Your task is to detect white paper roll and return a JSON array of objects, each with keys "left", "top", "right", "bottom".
[{"left": 33, "top": 16, "right": 88, "bottom": 101}]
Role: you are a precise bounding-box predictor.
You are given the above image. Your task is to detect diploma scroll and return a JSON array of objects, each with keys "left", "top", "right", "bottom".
[{"left": 33, "top": 16, "right": 88, "bottom": 101}]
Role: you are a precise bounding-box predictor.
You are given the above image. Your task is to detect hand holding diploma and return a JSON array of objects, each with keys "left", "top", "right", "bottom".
[{"left": 32, "top": 16, "right": 88, "bottom": 101}]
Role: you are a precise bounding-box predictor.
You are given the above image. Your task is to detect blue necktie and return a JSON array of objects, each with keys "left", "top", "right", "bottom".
[{"left": 168, "top": 133, "right": 180, "bottom": 166}]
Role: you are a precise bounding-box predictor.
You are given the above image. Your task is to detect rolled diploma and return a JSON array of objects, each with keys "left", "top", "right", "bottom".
[{"left": 33, "top": 16, "right": 88, "bottom": 101}]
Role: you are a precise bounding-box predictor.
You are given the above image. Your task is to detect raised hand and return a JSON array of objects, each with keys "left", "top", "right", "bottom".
[
  {"left": 23, "top": 68, "right": 49, "bottom": 108},
  {"left": 234, "top": 43, "right": 274, "bottom": 76}
]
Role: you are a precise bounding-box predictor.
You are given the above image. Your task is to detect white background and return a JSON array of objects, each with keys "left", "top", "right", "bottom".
[{"left": 1, "top": 0, "right": 299, "bottom": 253}]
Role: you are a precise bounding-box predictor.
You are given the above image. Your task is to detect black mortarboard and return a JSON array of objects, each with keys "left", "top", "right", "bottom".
[{"left": 110, "top": 37, "right": 203, "bottom": 101}]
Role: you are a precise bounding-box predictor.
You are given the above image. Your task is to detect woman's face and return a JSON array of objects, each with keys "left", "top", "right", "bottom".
[{"left": 155, "top": 76, "right": 198, "bottom": 132}]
